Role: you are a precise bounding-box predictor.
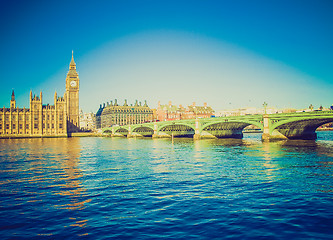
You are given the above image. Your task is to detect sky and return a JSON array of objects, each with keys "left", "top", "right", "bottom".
[{"left": 0, "top": 0, "right": 332, "bottom": 113}]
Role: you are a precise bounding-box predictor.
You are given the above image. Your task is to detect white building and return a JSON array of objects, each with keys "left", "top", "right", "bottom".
[
  {"left": 79, "top": 110, "right": 95, "bottom": 131},
  {"left": 216, "top": 107, "right": 284, "bottom": 117}
]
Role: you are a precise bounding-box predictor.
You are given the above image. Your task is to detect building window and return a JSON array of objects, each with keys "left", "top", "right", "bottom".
[
  {"left": 26, "top": 116, "right": 29, "bottom": 121},
  {"left": 6, "top": 124, "right": 9, "bottom": 129},
  {"left": 43, "top": 123, "right": 45, "bottom": 128},
  {"left": 19, "top": 115, "right": 23, "bottom": 120},
  {"left": 13, "top": 116, "right": 16, "bottom": 120},
  {"left": 47, "top": 123, "right": 50, "bottom": 128},
  {"left": 6, "top": 115, "right": 9, "bottom": 121},
  {"left": 12, "top": 124, "right": 16, "bottom": 129},
  {"left": 52, "top": 115, "right": 54, "bottom": 120},
  {"left": 34, "top": 123, "right": 38, "bottom": 129},
  {"left": 26, "top": 124, "right": 29, "bottom": 129},
  {"left": 59, "top": 123, "right": 62, "bottom": 129},
  {"left": 0, "top": 124, "right": 2, "bottom": 129},
  {"left": 52, "top": 124, "right": 54, "bottom": 129},
  {"left": 19, "top": 124, "right": 22, "bottom": 129},
  {"left": 34, "top": 114, "right": 38, "bottom": 121}
]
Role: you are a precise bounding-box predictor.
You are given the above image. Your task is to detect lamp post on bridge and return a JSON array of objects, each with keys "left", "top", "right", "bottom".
[{"left": 263, "top": 102, "right": 268, "bottom": 114}]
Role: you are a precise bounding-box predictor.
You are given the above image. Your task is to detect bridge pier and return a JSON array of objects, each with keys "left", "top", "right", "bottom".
[
  {"left": 193, "top": 134, "right": 201, "bottom": 140},
  {"left": 262, "top": 114, "right": 271, "bottom": 141},
  {"left": 262, "top": 130, "right": 288, "bottom": 141},
  {"left": 152, "top": 122, "right": 158, "bottom": 138},
  {"left": 193, "top": 118, "right": 201, "bottom": 140},
  {"left": 261, "top": 114, "right": 287, "bottom": 141},
  {"left": 126, "top": 125, "right": 132, "bottom": 138},
  {"left": 110, "top": 126, "right": 115, "bottom": 137}
]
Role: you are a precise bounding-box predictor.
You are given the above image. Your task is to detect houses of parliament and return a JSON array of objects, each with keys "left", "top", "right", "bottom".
[{"left": 0, "top": 52, "right": 80, "bottom": 138}]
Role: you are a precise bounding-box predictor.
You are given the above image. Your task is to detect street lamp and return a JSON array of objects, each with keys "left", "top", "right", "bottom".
[{"left": 263, "top": 102, "right": 268, "bottom": 114}]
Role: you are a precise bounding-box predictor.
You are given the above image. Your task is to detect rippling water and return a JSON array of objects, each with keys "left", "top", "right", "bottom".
[{"left": 1, "top": 132, "right": 333, "bottom": 239}]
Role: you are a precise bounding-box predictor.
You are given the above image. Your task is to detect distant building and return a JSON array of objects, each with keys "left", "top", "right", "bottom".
[
  {"left": 79, "top": 110, "right": 95, "bottom": 131},
  {"left": 156, "top": 101, "right": 214, "bottom": 121},
  {"left": 156, "top": 101, "right": 180, "bottom": 121},
  {"left": 186, "top": 102, "right": 215, "bottom": 119},
  {"left": 95, "top": 99, "right": 153, "bottom": 129},
  {"left": 216, "top": 107, "right": 261, "bottom": 117},
  {"left": 0, "top": 52, "right": 80, "bottom": 137},
  {"left": 216, "top": 107, "right": 297, "bottom": 117}
]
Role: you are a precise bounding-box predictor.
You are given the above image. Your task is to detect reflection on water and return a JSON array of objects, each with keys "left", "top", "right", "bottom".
[
  {"left": 0, "top": 138, "right": 90, "bottom": 238},
  {"left": 0, "top": 133, "right": 332, "bottom": 239}
]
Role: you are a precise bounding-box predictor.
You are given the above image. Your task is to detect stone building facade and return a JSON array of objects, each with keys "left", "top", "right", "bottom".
[
  {"left": 156, "top": 101, "right": 215, "bottom": 121},
  {"left": 79, "top": 110, "right": 95, "bottom": 131},
  {"left": 0, "top": 52, "right": 80, "bottom": 138},
  {"left": 96, "top": 100, "right": 153, "bottom": 128}
]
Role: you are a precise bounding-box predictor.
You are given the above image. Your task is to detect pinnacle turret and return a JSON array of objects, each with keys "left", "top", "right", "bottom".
[
  {"left": 10, "top": 90, "right": 16, "bottom": 108},
  {"left": 11, "top": 90, "right": 15, "bottom": 101},
  {"left": 69, "top": 50, "right": 76, "bottom": 70}
]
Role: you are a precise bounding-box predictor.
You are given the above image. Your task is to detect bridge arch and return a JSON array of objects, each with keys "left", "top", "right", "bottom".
[
  {"left": 114, "top": 127, "right": 129, "bottom": 137},
  {"left": 201, "top": 119, "right": 263, "bottom": 132},
  {"left": 103, "top": 129, "right": 112, "bottom": 134},
  {"left": 157, "top": 121, "right": 195, "bottom": 131},
  {"left": 132, "top": 126, "right": 154, "bottom": 137},
  {"left": 157, "top": 122, "right": 195, "bottom": 138},
  {"left": 200, "top": 119, "right": 263, "bottom": 139},
  {"left": 270, "top": 116, "right": 333, "bottom": 140}
]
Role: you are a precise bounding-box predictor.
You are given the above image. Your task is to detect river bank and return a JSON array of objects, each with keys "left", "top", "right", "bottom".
[
  {"left": 0, "top": 132, "right": 103, "bottom": 139},
  {"left": 1, "top": 128, "right": 332, "bottom": 139}
]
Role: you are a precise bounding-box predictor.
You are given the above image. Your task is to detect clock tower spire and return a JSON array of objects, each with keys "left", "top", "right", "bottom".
[{"left": 65, "top": 51, "right": 80, "bottom": 134}]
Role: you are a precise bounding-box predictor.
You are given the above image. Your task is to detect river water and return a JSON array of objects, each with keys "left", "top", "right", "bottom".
[{"left": 0, "top": 132, "right": 332, "bottom": 239}]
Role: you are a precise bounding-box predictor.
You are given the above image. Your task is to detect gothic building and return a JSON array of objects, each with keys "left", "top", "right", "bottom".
[
  {"left": 95, "top": 100, "right": 153, "bottom": 128},
  {"left": 0, "top": 52, "right": 80, "bottom": 138}
]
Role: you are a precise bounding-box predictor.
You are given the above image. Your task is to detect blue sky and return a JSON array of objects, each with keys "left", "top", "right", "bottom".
[{"left": 0, "top": 0, "right": 332, "bottom": 112}]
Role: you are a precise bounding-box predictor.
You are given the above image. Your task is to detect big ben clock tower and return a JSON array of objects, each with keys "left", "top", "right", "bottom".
[{"left": 65, "top": 51, "right": 80, "bottom": 133}]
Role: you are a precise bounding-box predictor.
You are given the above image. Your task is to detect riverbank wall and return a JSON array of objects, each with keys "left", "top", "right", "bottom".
[{"left": 0, "top": 132, "right": 103, "bottom": 139}]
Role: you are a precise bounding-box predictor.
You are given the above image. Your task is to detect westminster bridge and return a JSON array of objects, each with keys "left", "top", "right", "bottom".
[{"left": 102, "top": 111, "right": 333, "bottom": 141}]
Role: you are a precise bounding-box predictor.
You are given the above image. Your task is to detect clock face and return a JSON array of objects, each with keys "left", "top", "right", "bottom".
[{"left": 70, "top": 81, "right": 77, "bottom": 87}]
